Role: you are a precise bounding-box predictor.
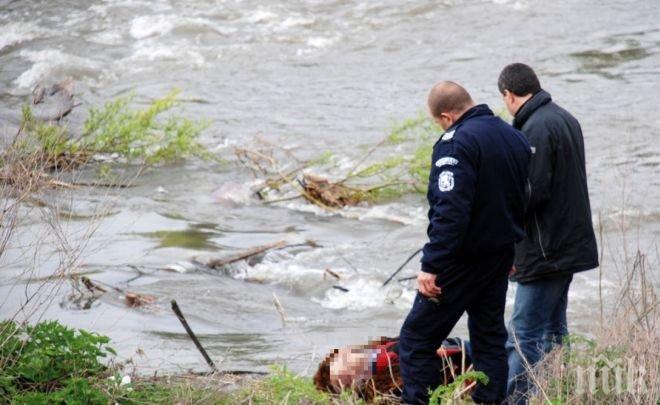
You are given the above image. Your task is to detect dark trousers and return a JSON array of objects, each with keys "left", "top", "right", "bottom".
[{"left": 399, "top": 247, "right": 513, "bottom": 404}]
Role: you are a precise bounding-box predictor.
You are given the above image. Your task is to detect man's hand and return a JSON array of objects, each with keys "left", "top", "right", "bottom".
[{"left": 417, "top": 271, "right": 441, "bottom": 298}]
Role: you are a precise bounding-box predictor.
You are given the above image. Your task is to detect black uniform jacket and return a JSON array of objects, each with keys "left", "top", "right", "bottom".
[
  {"left": 511, "top": 90, "right": 599, "bottom": 283},
  {"left": 421, "top": 104, "right": 531, "bottom": 275}
]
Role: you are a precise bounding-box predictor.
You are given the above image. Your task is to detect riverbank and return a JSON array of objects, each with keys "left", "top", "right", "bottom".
[
  {"left": 2, "top": 288, "right": 657, "bottom": 405},
  {"left": 0, "top": 316, "right": 361, "bottom": 404}
]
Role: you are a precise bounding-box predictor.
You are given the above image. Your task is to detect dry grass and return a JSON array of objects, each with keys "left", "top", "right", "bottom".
[
  {"left": 527, "top": 240, "right": 658, "bottom": 403},
  {"left": 0, "top": 121, "right": 137, "bottom": 330}
]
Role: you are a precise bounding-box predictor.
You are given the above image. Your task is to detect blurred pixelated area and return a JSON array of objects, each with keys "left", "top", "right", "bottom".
[{"left": 313, "top": 336, "right": 471, "bottom": 401}]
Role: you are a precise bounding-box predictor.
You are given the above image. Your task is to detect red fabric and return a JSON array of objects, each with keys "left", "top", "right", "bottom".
[
  {"left": 437, "top": 346, "right": 462, "bottom": 357},
  {"left": 373, "top": 340, "right": 463, "bottom": 374},
  {"left": 375, "top": 341, "right": 399, "bottom": 373}
]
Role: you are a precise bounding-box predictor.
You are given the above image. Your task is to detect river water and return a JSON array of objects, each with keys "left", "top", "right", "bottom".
[{"left": 1, "top": 0, "right": 658, "bottom": 374}]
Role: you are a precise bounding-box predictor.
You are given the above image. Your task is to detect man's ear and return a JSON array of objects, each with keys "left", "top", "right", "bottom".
[
  {"left": 502, "top": 90, "right": 516, "bottom": 115},
  {"left": 441, "top": 112, "right": 454, "bottom": 129}
]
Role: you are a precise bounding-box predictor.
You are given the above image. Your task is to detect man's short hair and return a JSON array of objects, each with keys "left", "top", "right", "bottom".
[
  {"left": 498, "top": 63, "right": 541, "bottom": 96},
  {"left": 428, "top": 81, "right": 473, "bottom": 118}
]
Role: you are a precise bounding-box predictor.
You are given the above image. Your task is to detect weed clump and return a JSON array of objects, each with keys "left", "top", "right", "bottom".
[
  {"left": 428, "top": 371, "right": 488, "bottom": 404},
  {"left": 1, "top": 90, "right": 212, "bottom": 193},
  {"left": 0, "top": 320, "right": 115, "bottom": 403},
  {"left": 80, "top": 90, "right": 211, "bottom": 164}
]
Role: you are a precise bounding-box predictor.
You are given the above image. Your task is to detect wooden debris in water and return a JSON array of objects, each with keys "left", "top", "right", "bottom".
[
  {"left": 81, "top": 276, "right": 107, "bottom": 294},
  {"left": 299, "top": 174, "right": 365, "bottom": 208},
  {"left": 201, "top": 239, "right": 320, "bottom": 270},
  {"left": 78, "top": 276, "right": 156, "bottom": 308},
  {"left": 324, "top": 268, "right": 341, "bottom": 280},
  {"left": 233, "top": 137, "right": 417, "bottom": 211},
  {"left": 272, "top": 293, "right": 287, "bottom": 327},
  {"left": 206, "top": 240, "right": 287, "bottom": 268},
  {"left": 124, "top": 292, "right": 156, "bottom": 308},
  {"left": 382, "top": 248, "right": 423, "bottom": 287},
  {"left": 171, "top": 299, "right": 218, "bottom": 372}
]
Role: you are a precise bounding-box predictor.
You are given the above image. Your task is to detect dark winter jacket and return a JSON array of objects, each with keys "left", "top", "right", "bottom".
[
  {"left": 421, "top": 104, "right": 531, "bottom": 274},
  {"left": 511, "top": 90, "right": 599, "bottom": 283}
]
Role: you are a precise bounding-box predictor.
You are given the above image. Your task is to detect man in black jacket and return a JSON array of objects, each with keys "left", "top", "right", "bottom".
[
  {"left": 498, "top": 63, "right": 599, "bottom": 403},
  {"left": 398, "top": 82, "right": 531, "bottom": 404}
]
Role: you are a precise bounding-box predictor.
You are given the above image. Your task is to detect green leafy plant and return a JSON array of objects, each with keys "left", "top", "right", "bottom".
[
  {"left": 344, "top": 114, "right": 440, "bottom": 199},
  {"left": 0, "top": 320, "right": 114, "bottom": 402},
  {"left": 428, "top": 371, "right": 489, "bottom": 405},
  {"left": 14, "top": 89, "right": 212, "bottom": 171},
  {"left": 386, "top": 112, "right": 438, "bottom": 145},
  {"left": 81, "top": 89, "right": 211, "bottom": 164},
  {"left": 2, "top": 90, "right": 215, "bottom": 193}
]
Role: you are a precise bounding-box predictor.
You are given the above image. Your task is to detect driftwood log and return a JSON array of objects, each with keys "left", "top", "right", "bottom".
[{"left": 200, "top": 239, "right": 320, "bottom": 270}]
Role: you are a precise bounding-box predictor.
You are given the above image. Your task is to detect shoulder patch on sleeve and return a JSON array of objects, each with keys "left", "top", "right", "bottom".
[
  {"left": 440, "top": 130, "right": 455, "bottom": 142},
  {"left": 435, "top": 156, "right": 458, "bottom": 168},
  {"left": 438, "top": 171, "right": 455, "bottom": 192}
]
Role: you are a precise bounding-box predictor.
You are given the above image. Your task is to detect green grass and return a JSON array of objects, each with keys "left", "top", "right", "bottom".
[
  {"left": 244, "top": 365, "right": 334, "bottom": 404},
  {"left": 113, "top": 377, "right": 234, "bottom": 404}
]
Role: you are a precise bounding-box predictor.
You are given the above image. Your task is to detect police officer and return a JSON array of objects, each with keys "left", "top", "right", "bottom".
[{"left": 398, "top": 82, "right": 531, "bottom": 404}]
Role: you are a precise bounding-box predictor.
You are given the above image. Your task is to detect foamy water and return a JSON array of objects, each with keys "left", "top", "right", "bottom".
[
  {"left": 15, "top": 49, "right": 103, "bottom": 88},
  {"left": 0, "top": 22, "right": 46, "bottom": 51}
]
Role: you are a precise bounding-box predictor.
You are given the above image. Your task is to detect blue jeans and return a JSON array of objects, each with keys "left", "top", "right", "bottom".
[{"left": 506, "top": 274, "right": 573, "bottom": 404}]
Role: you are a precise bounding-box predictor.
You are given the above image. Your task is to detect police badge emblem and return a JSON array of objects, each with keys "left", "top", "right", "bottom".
[{"left": 438, "top": 171, "right": 454, "bottom": 192}]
